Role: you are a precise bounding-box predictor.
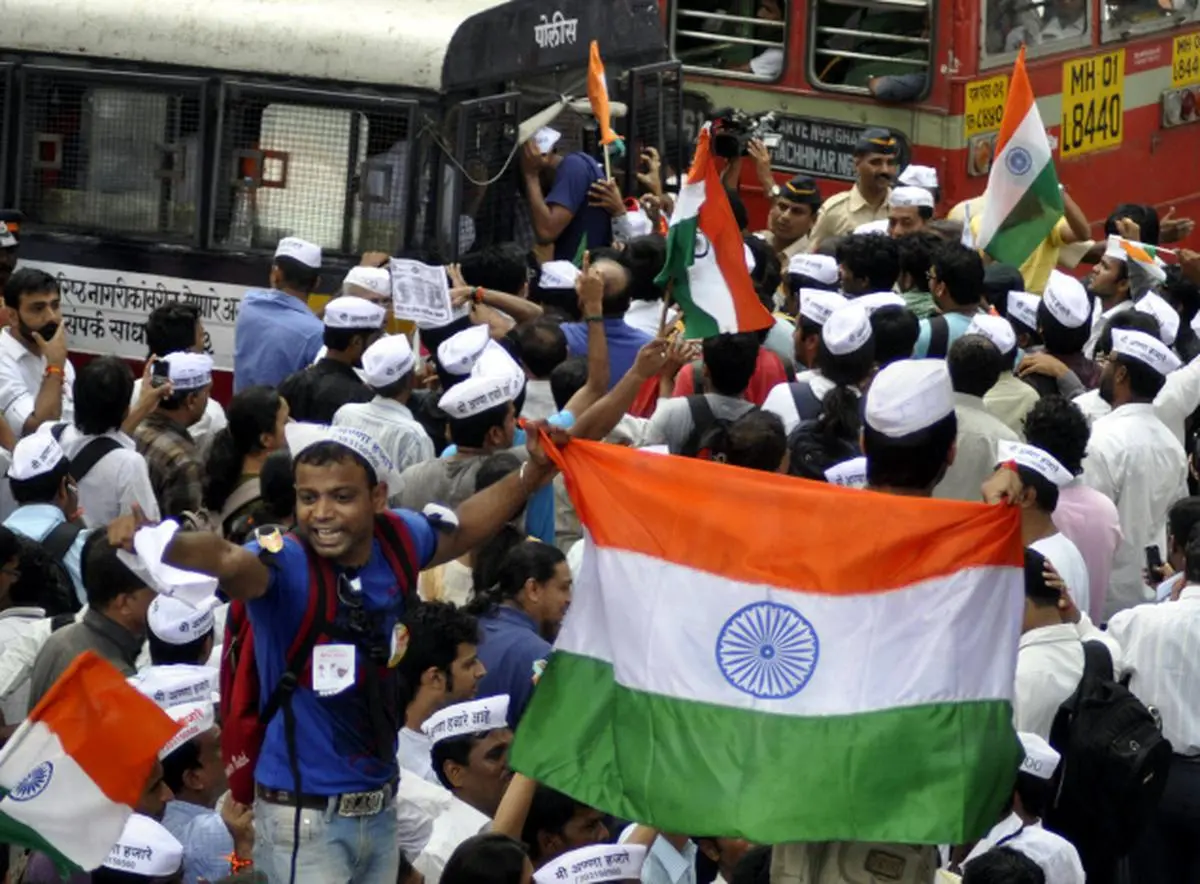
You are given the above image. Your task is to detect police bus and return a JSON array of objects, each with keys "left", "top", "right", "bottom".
[{"left": 0, "top": 0, "right": 678, "bottom": 396}]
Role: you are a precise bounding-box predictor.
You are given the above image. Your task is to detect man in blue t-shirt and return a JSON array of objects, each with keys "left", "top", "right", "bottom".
[
  {"left": 110, "top": 424, "right": 562, "bottom": 884},
  {"left": 521, "top": 140, "right": 614, "bottom": 262}
]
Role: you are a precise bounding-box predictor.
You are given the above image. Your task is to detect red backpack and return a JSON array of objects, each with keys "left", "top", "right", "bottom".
[{"left": 218, "top": 512, "right": 418, "bottom": 805}]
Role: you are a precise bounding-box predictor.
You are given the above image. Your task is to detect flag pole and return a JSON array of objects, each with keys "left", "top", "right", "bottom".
[{"left": 603, "top": 143, "right": 612, "bottom": 180}]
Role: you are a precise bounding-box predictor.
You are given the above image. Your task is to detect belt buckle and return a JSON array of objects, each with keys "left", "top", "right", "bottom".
[{"left": 336, "top": 788, "right": 385, "bottom": 817}]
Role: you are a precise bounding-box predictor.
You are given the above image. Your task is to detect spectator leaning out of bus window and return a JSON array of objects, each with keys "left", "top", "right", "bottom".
[
  {"left": 808, "top": 129, "right": 897, "bottom": 250},
  {"left": 520, "top": 135, "right": 613, "bottom": 264},
  {"left": 0, "top": 268, "right": 73, "bottom": 440},
  {"left": 232, "top": 236, "right": 325, "bottom": 392},
  {"left": 135, "top": 303, "right": 228, "bottom": 460}
]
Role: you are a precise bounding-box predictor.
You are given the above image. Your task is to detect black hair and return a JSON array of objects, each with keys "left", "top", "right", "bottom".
[
  {"left": 1168, "top": 498, "right": 1200, "bottom": 554},
  {"left": 146, "top": 303, "right": 201, "bottom": 358},
  {"left": 161, "top": 736, "right": 203, "bottom": 797},
  {"left": 836, "top": 234, "right": 899, "bottom": 293},
  {"left": 432, "top": 731, "right": 488, "bottom": 791},
  {"left": 448, "top": 402, "right": 513, "bottom": 450},
  {"left": 323, "top": 326, "right": 375, "bottom": 353},
  {"left": 1021, "top": 396, "right": 1088, "bottom": 475},
  {"left": 1095, "top": 310, "right": 1161, "bottom": 357},
  {"left": 948, "top": 335, "right": 1002, "bottom": 397},
  {"left": 868, "top": 306, "right": 919, "bottom": 367},
  {"left": 744, "top": 236, "right": 782, "bottom": 306},
  {"left": 0, "top": 526, "right": 19, "bottom": 569},
  {"left": 1163, "top": 265, "right": 1200, "bottom": 329},
  {"left": 550, "top": 357, "right": 588, "bottom": 412},
  {"left": 395, "top": 601, "right": 480, "bottom": 707},
  {"left": 73, "top": 357, "right": 134, "bottom": 435},
  {"left": 1104, "top": 203, "right": 1160, "bottom": 246},
  {"left": 82, "top": 533, "right": 148, "bottom": 610},
  {"left": 10, "top": 459, "right": 70, "bottom": 506},
  {"left": 731, "top": 846, "right": 772, "bottom": 884},
  {"left": 1014, "top": 770, "right": 1054, "bottom": 820},
  {"left": 816, "top": 333, "right": 876, "bottom": 388},
  {"left": 931, "top": 241, "right": 985, "bottom": 307},
  {"left": 701, "top": 332, "right": 760, "bottom": 397},
  {"left": 514, "top": 319, "right": 568, "bottom": 379},
  {"left": 896, "top": 231, "right": 942, "bottom": 292},
  {"left": 815, "top": 236, "right": 842, "bottom": 258},
  {"left": 1036, "top": 299, "right": 1092, "bottom": 356},
  {"left": 720, "top": 409, "right": 788, "bottom": 473},
  {"left": 149, "top": 629, "right": 212, "bottom": 666},
  {"left": 726, "top": 188, "right": 749, "bottom": 232},
  {"left": 521, "top": 786, "right": 589, "bottom": 862},
  {"left": 293, "top": 440, "right": 378, "bottom": 487},
  {"left": 203, "top": 386, "right": 283, "bottom": 512},
  {"left": 983, "top": 263, "right": 1026, "bottom": 315},
  {"left": 1116, "top": 355, "right": 1168, "bottom": 400},
  {"left": 1015, "top": 465, "right": 1059, "bottom": 512},
  {"left": 441, "top": 833, "right": 529, "bottom": 884},
  {"left": 467, "top": 540, "right": 566, "bottom": 615},
  {"left": 863, "top": 411, "right": 957, "bottom": 491},
  {"left": 375, "top": 369, "right": 415, "bottom": 400},
  {"left": 159, "top": 385, "right": 205, "bottom": 413},
  {"left": 1184, "top": 523, "right": 1200, "bottom": 584},
  {"left": 623, "top": 235, "right": 668, "bottom": 304},
  {"left": 460, "top": 243, "right": 530, "bottom": 295},
  {"left": 470, "top": 452, "right": 526, "bottom": 594},
  {"left": 273, "top": 255, "right": 319, "bottom": 293},
  {"left": 961, "top": 847, "right": 1045, "bottom": 884},
  {"left": 1024, "top": 546, "right": 1058, "bottom": 606},
  {"left": 258, "top": 450, "right": 297, "bottom": 523},
  {"left": 3, "top": 268, "right": 57, "bottom": 311},
  {"left": 788, "top": 272, "right": 838, "bottom": 297}
]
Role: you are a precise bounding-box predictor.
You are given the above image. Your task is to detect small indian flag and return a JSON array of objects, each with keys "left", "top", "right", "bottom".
[
  {"left": 1108, "top": 235, "right": 1169, "bottom": 284},
  {"left": 587, "top": 41, "right": 621, "bottom": 147},
  {"left": 977, "top": 47, "right": 1065, "bottom": 268},
  {"left": 653, "top": 124, "right": 773, "bottom": 339},
  {"left": 511, "top": 441, "right": 1025, "bottom": 844},
  {"left": 0, "top": 652, "right": 181, "bottom": 873}
]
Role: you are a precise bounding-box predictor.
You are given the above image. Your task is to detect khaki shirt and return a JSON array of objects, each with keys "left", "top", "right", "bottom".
[
  {"left": 808, "top": 184, "right": 889, "bottom": 249},
  {"left": 758, "top": 230, "right": 811, "bottom": 263}
]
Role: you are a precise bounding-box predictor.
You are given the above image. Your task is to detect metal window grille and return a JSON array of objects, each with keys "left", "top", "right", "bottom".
[
  {"left": 447, "top": 92, "right": 520, "bottom": 259},
  {"left": 671, "top": 1, "right": 788, "bottom": 80},
  {"left": 0, "top": 65, "right": 12, "bottom": 206},
  {"left": 622, "top": 61, "right": 686, "bottom": 193},
  {"left": 212, "top": 82, "right": 417, "bottom": 257},
  {"left": 811, "top": 0, "right": 931, "bottom": 92},
  {"left": 16, "top": 66, "right": 206, "bottom": 241}
]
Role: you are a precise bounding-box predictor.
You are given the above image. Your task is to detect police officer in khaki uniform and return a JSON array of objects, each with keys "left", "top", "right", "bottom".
[
  {"left": 808, "top": 128, "right": 898, "bottom": 251},
  {"left": 756, "top": 174, "right": 823, "bottom": 264}
]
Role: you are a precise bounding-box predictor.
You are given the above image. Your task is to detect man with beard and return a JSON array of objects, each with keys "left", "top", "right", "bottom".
[
  {"left": 754, "top": 172, "right": 823, "bottom": 263},
  {"left": 808, "top": 128, "right": 897, "bottom": 251},
  {"left": 0, "top": 268, "right": 72, "bottom": 438},
  {"left": 470, "top": 541, "right": 571, "bottom": 728}
]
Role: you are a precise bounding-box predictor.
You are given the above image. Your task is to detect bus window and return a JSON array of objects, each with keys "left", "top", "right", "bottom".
[
  {"left": 1103, "top": 0, "right": 1198, "bottom": 41},
  {"left": 982, "top": 0, "right": 1091, "bottom": 66},
  {"left": 17, "top": 69, "right": 204, "bottom": 241},
  {"left": 810, "top": 0, "right": 933, "bottom": 100},
  {"left": 670, "top": 0, "right": 788, "bottom": 81}
]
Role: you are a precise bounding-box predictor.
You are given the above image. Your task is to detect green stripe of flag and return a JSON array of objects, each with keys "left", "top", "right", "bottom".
[
  {"left": 654, "top": 213, "right": 720, "bottom": 339},
  {"left": 511, "top": 653, "right": 1019, "bottom": 844},
  {"left": 984, "top": 163, "right": 1064, "bottom": 268}
]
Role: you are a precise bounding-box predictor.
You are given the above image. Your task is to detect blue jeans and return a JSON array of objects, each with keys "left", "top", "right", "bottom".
[{"left": 254, "top": 796, "right": 400, "bottom": 884}]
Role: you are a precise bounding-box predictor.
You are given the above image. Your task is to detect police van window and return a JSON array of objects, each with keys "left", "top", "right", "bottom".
[
  {"left": 17, "top": 70, "right": 204, "bottom": 241},
  {"left": 671, "top": 0, "right": 788, "bottom": 81},
  {"left": 1103, "top": 0, "right": 1198, "bottom": 41},
  {"left": 212, "top": 90, "right": 413, "bottom": 256},
  {"left": 810, "top": 0, "right": 933, "bottom": 100},
  {"left": 983, "top": 0, "right": 1091, "bottom": 66}
]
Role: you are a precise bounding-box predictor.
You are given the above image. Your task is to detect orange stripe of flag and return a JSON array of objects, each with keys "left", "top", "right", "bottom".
[
  {"left": 30, "top": 652, "right": 181, "bottom": 807},
  {"left": 548, "top": 439, "right": 1022, "bottom": 593},
  {"left": 1121, "top": 241, "right": 1157, "bottom": 264},
  {"left": 994, "top": 46, "right": 1033, "bottom": 158},
  {"left": 587, "top": 42, "right": 620, "bottom": 147}
]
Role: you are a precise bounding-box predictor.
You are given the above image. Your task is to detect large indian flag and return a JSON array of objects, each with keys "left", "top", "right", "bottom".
[
  {"left": 653, "top": 125, "right": 773, "bottom": 339},
  {"left": 511, "top": 441, "right": 1025, "bottom": 844},
  {"left": 0, "top": 652, "right": 181, "bottom": 872},
  {"left": 976, "top": 47, "right": 1064, "bottom": 268}
]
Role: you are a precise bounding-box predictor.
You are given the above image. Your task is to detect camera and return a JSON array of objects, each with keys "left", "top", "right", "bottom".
[{"left": 710, "top": 109, "right": 781, "bottom": 160}]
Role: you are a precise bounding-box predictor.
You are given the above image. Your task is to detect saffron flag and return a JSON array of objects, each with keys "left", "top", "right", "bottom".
[
  {"left": 977, "top": 47, "right": 1064, "bottom": 267},
  {"left": 511, "top": 441, "right": 1025, "bottom": 844},
  {"left": 587, "top": 41, "right": 621, "bottom": 146},
  {"left": 653, "top": 125, "right": 773, "bottom": 338},
  {"left": 0, "top": 653, "right": 181, "bottom": 872}
]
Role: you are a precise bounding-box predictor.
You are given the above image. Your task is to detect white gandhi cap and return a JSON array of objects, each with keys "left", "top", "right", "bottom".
[
  {"left": 897, "top": 164, "right": 938, "bottom": 190},
  {"left": 853, "top": 219, "right": 889, "bottom": 236},
  {"left": 1042, "top": 270, "right": 1092, "bottom": 329},
  {"left": 275, "top": 236, "right": 322, "bottom": 270},
  {"left": 437, "top": 324, "right": 492, "bottom": 376},
  {"left": 7, "top": 431, "right": 65, "bottom": 482},
  {"left": 822, "top": 303, "right": 872, "bottom": 356},
  {"left": 323, "top": 295, "right": 386, "bottom": 330},
  {"left": 798, "top": 289, "right": 847, "bottom": 326},
  {"left": 438, "top": 374, "right": 517, "bottom": 419},
  {"left": 471, "top": 341, "right": 527, "bottom": 401},
  {"left": 147, "top": 595, "right": 215, "bottom": 646},
  {"left": 854, "top": 291, "right": 906, "bottom": 315},
  {"left": 864, "top": 359, "right": 954, "bottom": 438},
  {"left": 1006, "top": 291, "right": 1040, "bottom": 330},
  {"left": 422, "top": 694, "right": 510, "bottom": 744},
  {"left": 1135, "top": 292, "right": 1180, "bottom": 346},
  {"left": 1110, "top": 328, "right": 1182, "bottom": 375},
  {"left": 788, "top": 253, "right": 839, "bottom": 286},
  {"left": 102, "top": 814, "right": 184, "bottom": 877},
  {"left": 163, "top": 351, "right": 214, "bottom": 392},
  {"left": 362, "top": 334, "right": 416, "bottom": 389},
  {"left": 889, "top": 186, "right": 935, "bottom": 210},
  {"left": 965, "top": 314, "right": 1017, "bottom": 355},
  {"left": 343, "top": 266, "right": 392, "bottom": 300},
  {"left": 996, "top": 440, "right": 1074, "bottom": 488},
  {"left": 1018, "top": 731, "right": 1061, "bottom": 780}
]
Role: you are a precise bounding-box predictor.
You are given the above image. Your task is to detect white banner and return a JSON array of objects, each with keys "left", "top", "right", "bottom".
[
  {"left": 389, "top": 259, "right": 456, "bottom": 329},
  {"left": 20, "top": 261, "right": 244, "bottom": 371}
]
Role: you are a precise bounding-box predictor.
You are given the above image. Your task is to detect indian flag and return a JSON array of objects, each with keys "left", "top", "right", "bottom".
[
  {"left": 653, "top": 125, "right": 773, "bottom": 339},
  {"left": 511, "top": 441, "right": 1025, "bottom": 844},
  {"left": 0, "top": 652, "right": 181, "bottom": 873},
  {"left": 1110, "top": 236, "right": 1168, "bottom": 284},
  {"left": 977, "top": 47, "right": 1065, "bottom": 268}
]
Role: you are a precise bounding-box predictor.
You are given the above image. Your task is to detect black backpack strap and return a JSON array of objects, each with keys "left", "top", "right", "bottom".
[
  {"left": 790, "top": 381, "right": 823, "bottom": 422},
  {"left": 375, "top": 513, "right": 417, "bottom": 595},
  {"left": 926, "top": 315, "right": 951, "bottom": 359},
  {"left": 1081, "top": 639, "right": 1115, "bottom": 684},
  {"left": 1049, "top": 639, "right": 1115, "bottom": 754},
  {"left": 68, "top": 437, "right": 123, "bottom": 481},
  {"left": 690, "top": 360, "right": 706, "bottom": 394},
  {"left": 49, "top": 612, "right": 75, "bottom": 632},
  {"left": 41, "top": 521, "right": 83, "bottom": 563},
  {"left": 49, "top": 423, "right": 68, "bottom": 442},
  {"left": 683, "top": 395, "right": 717, "bottom": 457}
]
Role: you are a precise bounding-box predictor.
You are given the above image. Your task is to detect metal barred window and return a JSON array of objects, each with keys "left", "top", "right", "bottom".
[
  {"left": 670, "top": 0, "right": 788, "bottom": 81},
  {"left": 211, "top": 82, "right": 417, "bottom": 257},
  {"left": 810, "top": 0, "right": 932, "bottom": 95},
  {"left": 446, "top": 93, "right": 521, "bottom": 259},
  {"left": 15, "top": 66, "right": 206, "bottom": 241},
  {"left": 622, "top": 61, "right": 687, "bottom": 189},
  {"left": 0, "top": 64, "right": 11, "bottom": 206},
  {"left": 982, "top": 0, "right": 1091, "bottom": 67}
]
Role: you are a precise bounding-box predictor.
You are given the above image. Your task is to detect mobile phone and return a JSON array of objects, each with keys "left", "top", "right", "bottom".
[
  {"left": 150, "top": 360, "right": 170, "bottom": 388},
  {"left": 1145, "top": 545, "right": 1163, "bottom": 574}
]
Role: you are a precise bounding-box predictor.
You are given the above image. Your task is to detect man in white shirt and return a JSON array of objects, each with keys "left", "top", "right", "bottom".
[
  {"left": 1014, "top": 546, "right": 1120, "bottom": 739},
  {"left": 1084, "top": 326, "right": 1188, "bottom": 618},
  {"left": 0, "top": 269, "right": 74, "bottom": 438},
  {"left": 1108, "top": 543, "right": 1200, "bottom": 884},
  {"left": 56, "top": 356, "right": 161, "bottom": 528},
  {"left": 395, "top": 602, "right": 486, "bottom": 784},
  {"left": 762, "top": 291, "right": 851, "bottom": 433},
  {"left": 333, "top": 333, "right": 434, "bottom": 473}
]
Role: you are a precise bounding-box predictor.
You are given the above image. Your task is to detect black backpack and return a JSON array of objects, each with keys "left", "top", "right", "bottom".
[
  {"left": 787, "top": 419, "right": 862, "bottom": 481},
  {"left": 681, "top": 396, "right": 756, "bottom": 460},
  {"left": 9, "top": 521, "right": 84, "bottom": 617},
  {"left": 1045, "top": 641, "right": 1171, "bottom": 857}
]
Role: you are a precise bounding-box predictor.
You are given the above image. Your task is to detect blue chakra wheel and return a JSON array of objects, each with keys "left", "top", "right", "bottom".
[
  {"left": 10, "top": 761, "right": 54, "bottom": 801},
  {"left": 716, "top": 602, "right": 819, "bottom": 699}
]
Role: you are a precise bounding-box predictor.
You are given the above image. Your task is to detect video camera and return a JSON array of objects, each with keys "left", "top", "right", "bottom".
[{"left": 710, "top": 109, "right": 781, "bottom": 160}]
